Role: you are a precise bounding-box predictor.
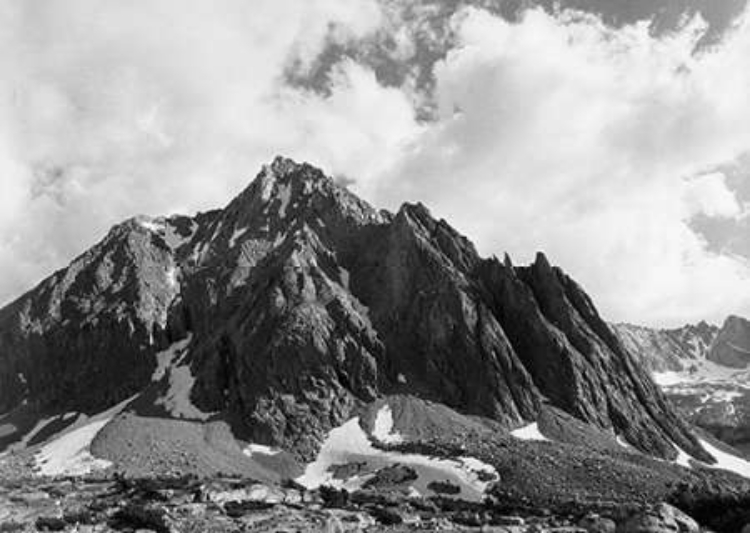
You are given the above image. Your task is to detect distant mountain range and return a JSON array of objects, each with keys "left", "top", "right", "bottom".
[{"left": 613, "top": 316, "right": 750, "bottom": 449}]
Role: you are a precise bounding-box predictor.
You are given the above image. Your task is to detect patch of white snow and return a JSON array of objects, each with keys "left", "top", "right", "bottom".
[
  {"left": 229, "top": 227, "right": 248, "bottom": 248},
  {"left": 277, "top": 183, "right": 292, "bottom": 218},
  {"left": 166, "top": 266, "right": 178, "bottom": 289},
  {"left": 35, "top": 419, "right": 113, "bottom": 476},
  {"left": 296, "top": 417, "right": 496, "bottom": 501},
  {"left": 673, "top": 445, "right": 693, "bottom": 469},
  {"left": 700, "top": 439, "right": 750, "bottom": 479},
  {"left": 653, "top": 371, "right": 686, "bottom": 387},
  {"left": 137, "top": 218, "right": 165, "bottom": 233},
  {"left": 244, "top": 444, "right": 282, "bottom": 457},
  {"left": 151, "top": 335, "right": 208, "bottom": 420},
  {"left": 372, "top": 406, "right": 403, "bottom": 445},
  {"left": 260, "top": 173, "right": 275, "bottom": 201},
  {"left": 511, "top": 423, "right": 549, "bottom": 442}
]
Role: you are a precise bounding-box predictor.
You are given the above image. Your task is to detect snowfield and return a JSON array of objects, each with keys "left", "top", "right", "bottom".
[
  {"left": 151, "top": 335, "right": 212, "bottom": 421},
  {"left": 33, "top": 395, "right": 136, "bottom": 477},
  {"left": 672, "top": 445, "right": 694, "bottom": 469},
  {"left": 371, "top": 405, "right": 404, "bottom": 445},
  {"left": 511, "top": 422, "right": 549, "bottom": 441},
  {"left": 296, "top": 416, "right": 497, "bottom": 501},
  {"left": 35, "top": 419, "right": 113, "bottom": 476},
  {"left": 700, "top": 439, "right": 750, "bottom": 479},
  {"left": 653, "top": 358, "right": 750, "bottom": 389},
  {"left": 658, "top": 438, "right": 750, "bottom": 478}
]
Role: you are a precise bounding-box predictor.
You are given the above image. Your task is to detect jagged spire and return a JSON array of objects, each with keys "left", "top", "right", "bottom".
[{"left": 503, "top": 252, "right": 513, "bottom": 269}]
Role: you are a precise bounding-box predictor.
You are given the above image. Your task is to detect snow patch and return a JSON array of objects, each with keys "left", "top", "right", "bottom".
[
  {"left": 151, "top": 335, "right": 208, "bottom": 420},
  {"left": 244, "top": 444, "right": 282, "bottom": 457},
  {"left": 372, "top": 406, "right": 403, "bottom": 445},
  {"left": 229, "top": 227, "right": 248, "bottom": 248},
  {"left": 156, "top": 364, "right": 207, "bottom": 420},
  {"left": 137, "top": 218, "right": 165, "bottom": 233},
  {"left": 277, "top": 183, "right": 292, "bottom": 218},
  {"left": 209, "top": 221, "right": 223, "bottom": 243},
  {"left": 35, "top": 419, "right": 113, "bottom": 476},
  {"left": 260, "top": 173, "right": 275, "bottom": 201},
  {"left": 296, "top": 417, "right": 497, "bottom": 501},
  {"left": 33, "top": 395, "right": 136, "bottom": 477},
  {"left": 700, "top": 438, "right": 750, "bottom": 479},
  {"left": 653, "top": 371, "right": 686, "bottom": 387},
  {"left": 658, "top": 439, "right": 750, "bottom": 477},
  {"left": 654, "top": 359, "right": 750, "bottom": 389},
  {"left": 166, "top": 266, "right": 178, "bottom": 289},
  {"left": 511, "top": 423, "right": 549, "bottom": 442},
  {"left": 673, "top": 445, "right": 694, "bottom": 469}
]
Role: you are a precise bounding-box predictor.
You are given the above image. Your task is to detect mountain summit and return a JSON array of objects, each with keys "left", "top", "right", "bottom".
[{"left": 0, "top": 157, "right": 718, "bottom": 475}]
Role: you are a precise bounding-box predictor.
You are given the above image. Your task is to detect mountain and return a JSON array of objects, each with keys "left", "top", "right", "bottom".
[
  {"left": 3, "top": 156, "right": 745, "bottom": 490},
  {"left": 613, "top": 318, "right": 750, "bottom": 450},
  {"left": 710, "top": 315, "right": 750, "bottom": 368},
  {"left": 611, "top": 322, "right": 719, "bottom": 374}
]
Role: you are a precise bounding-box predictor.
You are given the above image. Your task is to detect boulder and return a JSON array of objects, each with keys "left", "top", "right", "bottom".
[
  {"left": 363, "top": 464, "right": 418, "bottom": 488},
  {"left": 579, "top": 513, "right": 616, "bottom": 533},
  {"left": 368, "top": 505, "right": 405, "bottom": 525},
  {"left": 617, "top": 503, "right": 699, "bottom": 533}
]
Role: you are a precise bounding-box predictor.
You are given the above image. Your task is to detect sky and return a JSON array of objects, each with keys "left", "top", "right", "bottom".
[{"left": 1, "top": 0, "right": 749, "bottom": 327}]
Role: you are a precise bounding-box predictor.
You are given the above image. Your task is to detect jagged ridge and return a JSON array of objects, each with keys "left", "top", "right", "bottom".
[{"left": 0, "top": 156, "right": 711, "bottom": 463}]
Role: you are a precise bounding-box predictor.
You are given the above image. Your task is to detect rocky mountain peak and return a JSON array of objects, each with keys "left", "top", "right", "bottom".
[
  {"left": 227, "top": 156, "right": 382, "bottom": 228},
  {"left": 708, "top": 315, "right": 750, "bottom": 368},
  {"left": 532, "top": 251, "right": 553, "bottom": 271},
  {"left": 0, "top": 157, "right": 714, "bottom": 467}
]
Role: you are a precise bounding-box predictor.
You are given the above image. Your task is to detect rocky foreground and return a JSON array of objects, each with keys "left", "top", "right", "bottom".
[{"left": 0, "top": 472, "right": 739, "bottom": 533}]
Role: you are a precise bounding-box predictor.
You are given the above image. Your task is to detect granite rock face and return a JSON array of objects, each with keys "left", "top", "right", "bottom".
[
  {"left": 0, "top": 156, "right": 710, "bottom": 462},
  {"left": 0, "top": 217, "right": 189, "bottom": 415},
  {"left": 709, "top": 316, "right": 750, "bottom": 368}
]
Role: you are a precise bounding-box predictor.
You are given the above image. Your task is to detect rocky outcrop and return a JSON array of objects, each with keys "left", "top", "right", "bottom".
[
  {"left": 0, "top": 217, "right": 197, "bottom": 416},
  {"left": 0, "top": 156, "right": 711, "bottom": 463},
  {"left": 612, "top": 322, "right": 718, "bottom": 373},
  {"left": 617, "top": 503, "right": 699, "bottom": 533},
  {"left": 709, "top": 316, "right": 750, "bottom": 368}
]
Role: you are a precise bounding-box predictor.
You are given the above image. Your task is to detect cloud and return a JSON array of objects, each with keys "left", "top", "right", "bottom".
[
  {"left": 2, "top": 1, "right": 750, "bottom": 327},
  {"left": 685, "top": 172, "right": 744, "bottom": 218},
  {"left": 365, "top": 7, "right": 750, "bottom": 326},
  {"left": 0, "top": 0, "right": 417, "bottom": 304}
]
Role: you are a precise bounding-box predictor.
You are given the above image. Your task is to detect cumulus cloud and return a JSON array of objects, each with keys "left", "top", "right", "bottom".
[
  {"left": 365, "top": 7, "right": 750, "bottom": 326},
  {"left": 684, "top": 172, "right": 743, "bottom": 218},
  {"left": 2, "top": 1, "right": 750, "bottom": 326},
  {"left": 0, "top": 0, "right": 417, "bottom": 304}
]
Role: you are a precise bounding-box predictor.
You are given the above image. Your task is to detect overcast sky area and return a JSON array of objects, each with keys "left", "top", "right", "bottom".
[{"left": 1, "top": 0, "right": 750, "bottom": 327}]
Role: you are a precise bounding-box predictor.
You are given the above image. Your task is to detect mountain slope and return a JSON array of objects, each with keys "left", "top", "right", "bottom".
[
  {"left": 0, "top": 157, "right": 715, "bottom": 474},
  {"left": 613, "top": 318, "right": 750, "bottom": 450},
  {"left": 612, "top": 322, "right": 719, "bottom": 374}
]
